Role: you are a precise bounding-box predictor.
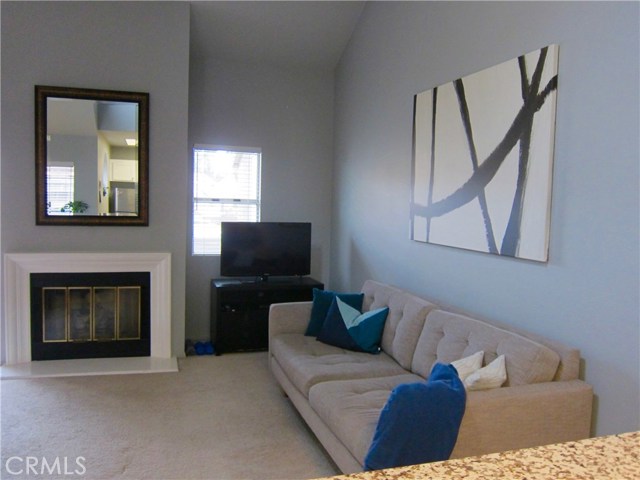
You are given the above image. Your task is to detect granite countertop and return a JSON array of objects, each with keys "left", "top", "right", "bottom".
[{"left": 316, "top": 431, "right": 639, "bottom": 480}]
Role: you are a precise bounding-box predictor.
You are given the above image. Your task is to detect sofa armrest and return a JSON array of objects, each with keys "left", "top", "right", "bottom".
[
  {"left": 268, "top": 301, "right": 312, "bottom": 350},
  {"left": 451, "top": 379, "right": 593, "bottom": 459}
]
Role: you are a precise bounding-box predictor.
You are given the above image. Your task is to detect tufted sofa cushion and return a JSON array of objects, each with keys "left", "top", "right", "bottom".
[
  {"left": 270, "top": 333, "right": 407, "bottom": 396},
  {"left": 308, "top": 373, "right": 423, "bottom": 465},
  {"left": 411, "top": 310, "right": 561, "bottom": 386},
  {"left": 361, "top": 280, "right": 437, "bottom": 370}
]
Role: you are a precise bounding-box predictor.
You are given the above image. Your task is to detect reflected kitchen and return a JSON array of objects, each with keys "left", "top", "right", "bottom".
[{"left": 46, "top": 97, "right": 139, "bottom": 216}]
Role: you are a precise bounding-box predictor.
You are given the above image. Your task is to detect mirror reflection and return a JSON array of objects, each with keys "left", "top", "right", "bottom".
[
  {"left": 36, "top": 86, "right": 149, "bottom": 226},
  {"left": 47, "top": 97, "right": 139, "bottom": 216}
]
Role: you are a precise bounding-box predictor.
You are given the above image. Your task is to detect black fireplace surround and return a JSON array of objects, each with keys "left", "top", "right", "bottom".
[{"left": 30, "top": 272, "right": 151, "bottom": 361}]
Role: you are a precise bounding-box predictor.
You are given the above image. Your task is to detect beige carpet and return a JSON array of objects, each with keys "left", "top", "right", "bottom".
[{"left": 1, "top": 353, "right": 340, "bottom": 479}]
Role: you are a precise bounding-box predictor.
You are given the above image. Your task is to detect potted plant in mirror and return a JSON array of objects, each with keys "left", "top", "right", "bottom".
[{"left": 61, "top": 201, "right": 89, "bottom": 214}]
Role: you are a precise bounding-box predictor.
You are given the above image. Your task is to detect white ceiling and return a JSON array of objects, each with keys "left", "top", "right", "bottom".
[{"left": 189, "top": 1, "right": 366, "bottom": 70}]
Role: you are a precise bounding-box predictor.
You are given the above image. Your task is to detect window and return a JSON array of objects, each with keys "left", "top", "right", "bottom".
[
  {"left": 46, "top": 163, "right": 74, "bottom": 215},
  {"left": 192, "top": 146, "right": 261, "bottom": 255}
]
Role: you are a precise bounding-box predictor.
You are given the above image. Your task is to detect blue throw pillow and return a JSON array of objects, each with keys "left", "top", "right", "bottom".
[
  {"left": 305, "top": 289, "right": 364, "bottom": 337},
  {"left": 363, "top": 363, "right": 466, "bottom": 471},
  {"left": 316, "top": 297, "right": 388, "bottom": 354}
]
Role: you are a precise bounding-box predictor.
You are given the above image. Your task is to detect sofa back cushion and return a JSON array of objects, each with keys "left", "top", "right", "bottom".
[
  {"left": 411, "top": 310, "right": 561, "bottom": 386},
  {"left": 362, "top": 280, "right": 437, "bottom": 370}
]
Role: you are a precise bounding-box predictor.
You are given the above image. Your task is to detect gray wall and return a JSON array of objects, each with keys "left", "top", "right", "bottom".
[
  {"left": 1, "top": 1, "right": 190, "bottom": 357},
  {"left": 332, "top": 1, "right": 639, "bottom": 436},
  {"left": 186, "top": 58, "right": 334, "bottom": 341}
]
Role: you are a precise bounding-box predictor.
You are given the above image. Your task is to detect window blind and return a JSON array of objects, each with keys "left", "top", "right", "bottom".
[{"left": 192, "top": 147, "right": 261, "bottom": 255}]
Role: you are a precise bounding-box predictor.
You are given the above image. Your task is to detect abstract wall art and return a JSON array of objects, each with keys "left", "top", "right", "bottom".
[{"left": 411, "top": 45, "right": 559, "bottom": 262}]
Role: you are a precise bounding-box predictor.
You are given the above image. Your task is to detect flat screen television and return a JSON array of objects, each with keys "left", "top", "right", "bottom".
[{"left": 220, "top": 222, "right": 311, "bottom": 279}]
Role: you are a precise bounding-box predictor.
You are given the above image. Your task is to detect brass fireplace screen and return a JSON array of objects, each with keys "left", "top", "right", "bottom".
[{"left": 42, "top": 286, "right": 141, "bottom": 343}]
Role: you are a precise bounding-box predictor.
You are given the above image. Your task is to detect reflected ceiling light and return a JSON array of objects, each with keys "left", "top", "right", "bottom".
[{"left": 125, "top": 138, "right": 138, "bottom": 146}]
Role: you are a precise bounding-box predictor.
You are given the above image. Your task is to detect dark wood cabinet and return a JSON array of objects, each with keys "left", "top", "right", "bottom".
[{"left": 210, "top": 277, "right": 323, "bottom": 354}]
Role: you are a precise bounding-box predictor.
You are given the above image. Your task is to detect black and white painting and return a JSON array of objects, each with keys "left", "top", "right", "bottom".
[{"left": 411, "top": 45, "right": 558, "bottom": 262}]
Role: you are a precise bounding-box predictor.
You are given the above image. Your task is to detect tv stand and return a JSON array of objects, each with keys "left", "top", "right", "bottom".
[{"left": 210, "top": 277, "right": 323, "bottom": 354}]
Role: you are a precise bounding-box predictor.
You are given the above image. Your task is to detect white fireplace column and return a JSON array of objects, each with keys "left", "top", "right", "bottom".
[{"left": 3, "top": 252, "right": 173, "bottom": 366}]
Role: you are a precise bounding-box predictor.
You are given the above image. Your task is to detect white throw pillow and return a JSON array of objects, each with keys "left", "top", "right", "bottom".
[
  {"left": 450, "top": 350, "right": 484, "bottom": 381},
  {"left": 464, "top": 354, "right": 507, "bottom": 391}
]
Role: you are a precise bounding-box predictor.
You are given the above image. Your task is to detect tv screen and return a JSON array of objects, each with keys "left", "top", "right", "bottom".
[{"left": 220, "top": 222, "right": 311, "bottom": 278}]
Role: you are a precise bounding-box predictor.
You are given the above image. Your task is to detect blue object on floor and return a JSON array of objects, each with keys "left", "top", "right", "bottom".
[{"left": 193, "top": 341, "right": 215, "bottom": 356}]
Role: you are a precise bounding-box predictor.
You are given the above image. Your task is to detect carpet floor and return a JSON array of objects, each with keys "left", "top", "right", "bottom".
[{"left": 1, "top": 353, "right": 340, "bottom": 480}]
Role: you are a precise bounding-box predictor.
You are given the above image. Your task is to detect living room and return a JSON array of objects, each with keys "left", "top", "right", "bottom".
[{"left": 1, "top": 0, "right": 638, "bottom": 478}]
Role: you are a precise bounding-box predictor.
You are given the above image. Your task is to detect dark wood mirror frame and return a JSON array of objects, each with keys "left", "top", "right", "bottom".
[{"left": 35, "top": 85, "right": 149, "bottom": 226}]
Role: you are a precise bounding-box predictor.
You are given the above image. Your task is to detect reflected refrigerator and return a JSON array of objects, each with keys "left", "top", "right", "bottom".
[{"left": 110, "top": 187, "right": 137, "bottom": 214}]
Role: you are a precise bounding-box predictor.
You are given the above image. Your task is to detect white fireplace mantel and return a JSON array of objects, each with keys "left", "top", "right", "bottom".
[{"left": 3, "top": 252, "right": 174, "bottom": 370}]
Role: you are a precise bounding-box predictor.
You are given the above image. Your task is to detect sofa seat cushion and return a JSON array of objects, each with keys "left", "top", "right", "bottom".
[
  {"left": 271, "top": 333, "right": 408, "bottom": 397},
  {"left": 308, "top": 373, "right": 423, "bottom": 465},
  {"left": 411, "top": 310, "right": 561, "bottom": 386}
]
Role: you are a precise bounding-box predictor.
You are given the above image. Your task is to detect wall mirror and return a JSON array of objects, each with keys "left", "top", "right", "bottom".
[{"left": 35, "top": 85, "right": 149, "bottom": 226}]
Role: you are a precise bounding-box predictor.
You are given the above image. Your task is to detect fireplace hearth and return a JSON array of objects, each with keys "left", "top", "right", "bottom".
[{"left": 30, "top": 272, "right": 150, "bottom": 361}]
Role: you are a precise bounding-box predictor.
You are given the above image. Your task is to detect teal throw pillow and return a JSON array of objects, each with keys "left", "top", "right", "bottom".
[
  {"left": 305, "top": 289, "right": 364, "bottom": 337},
  {"left": 317, "top": 297, "right": 389, "bottom": 354}
]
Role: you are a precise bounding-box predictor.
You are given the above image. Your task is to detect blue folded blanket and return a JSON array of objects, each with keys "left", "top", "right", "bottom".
[{"left": 363, "top": 363, "right": 466, "bottom": 471}]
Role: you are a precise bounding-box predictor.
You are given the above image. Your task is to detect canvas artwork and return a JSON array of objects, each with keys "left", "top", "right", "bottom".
[{"left": 411, "top": 45, "right": 559, "bottom": 262}]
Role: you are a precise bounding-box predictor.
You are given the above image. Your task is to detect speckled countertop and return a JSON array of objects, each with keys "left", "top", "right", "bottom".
[{"left": 316, "top": 431, "right": 639, "bottom": 480}]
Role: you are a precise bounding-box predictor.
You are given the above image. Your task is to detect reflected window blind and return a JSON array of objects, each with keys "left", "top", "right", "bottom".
[
  {"left": 192, "top": 146, "right": 261, "bottom": 255},
  {"left": 46, "top": 164, "right": 74, "bottom": 215}
]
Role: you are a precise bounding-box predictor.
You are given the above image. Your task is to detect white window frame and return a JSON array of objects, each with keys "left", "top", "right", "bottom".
[{"left": 192, "top": 145, "right": 262, "bottom": 255}]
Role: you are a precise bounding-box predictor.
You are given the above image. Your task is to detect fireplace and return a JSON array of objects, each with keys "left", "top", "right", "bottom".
[
  {"left": 3, "top": 253, "right": 174, "bottom": 373},
  {"left": 30, "top": 272, "right": 151, "bottom": 361}
]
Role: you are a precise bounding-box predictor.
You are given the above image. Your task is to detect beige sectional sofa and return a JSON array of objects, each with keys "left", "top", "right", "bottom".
[{"left": 268, "top": 280, "right": 593, "bottom": 474}]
